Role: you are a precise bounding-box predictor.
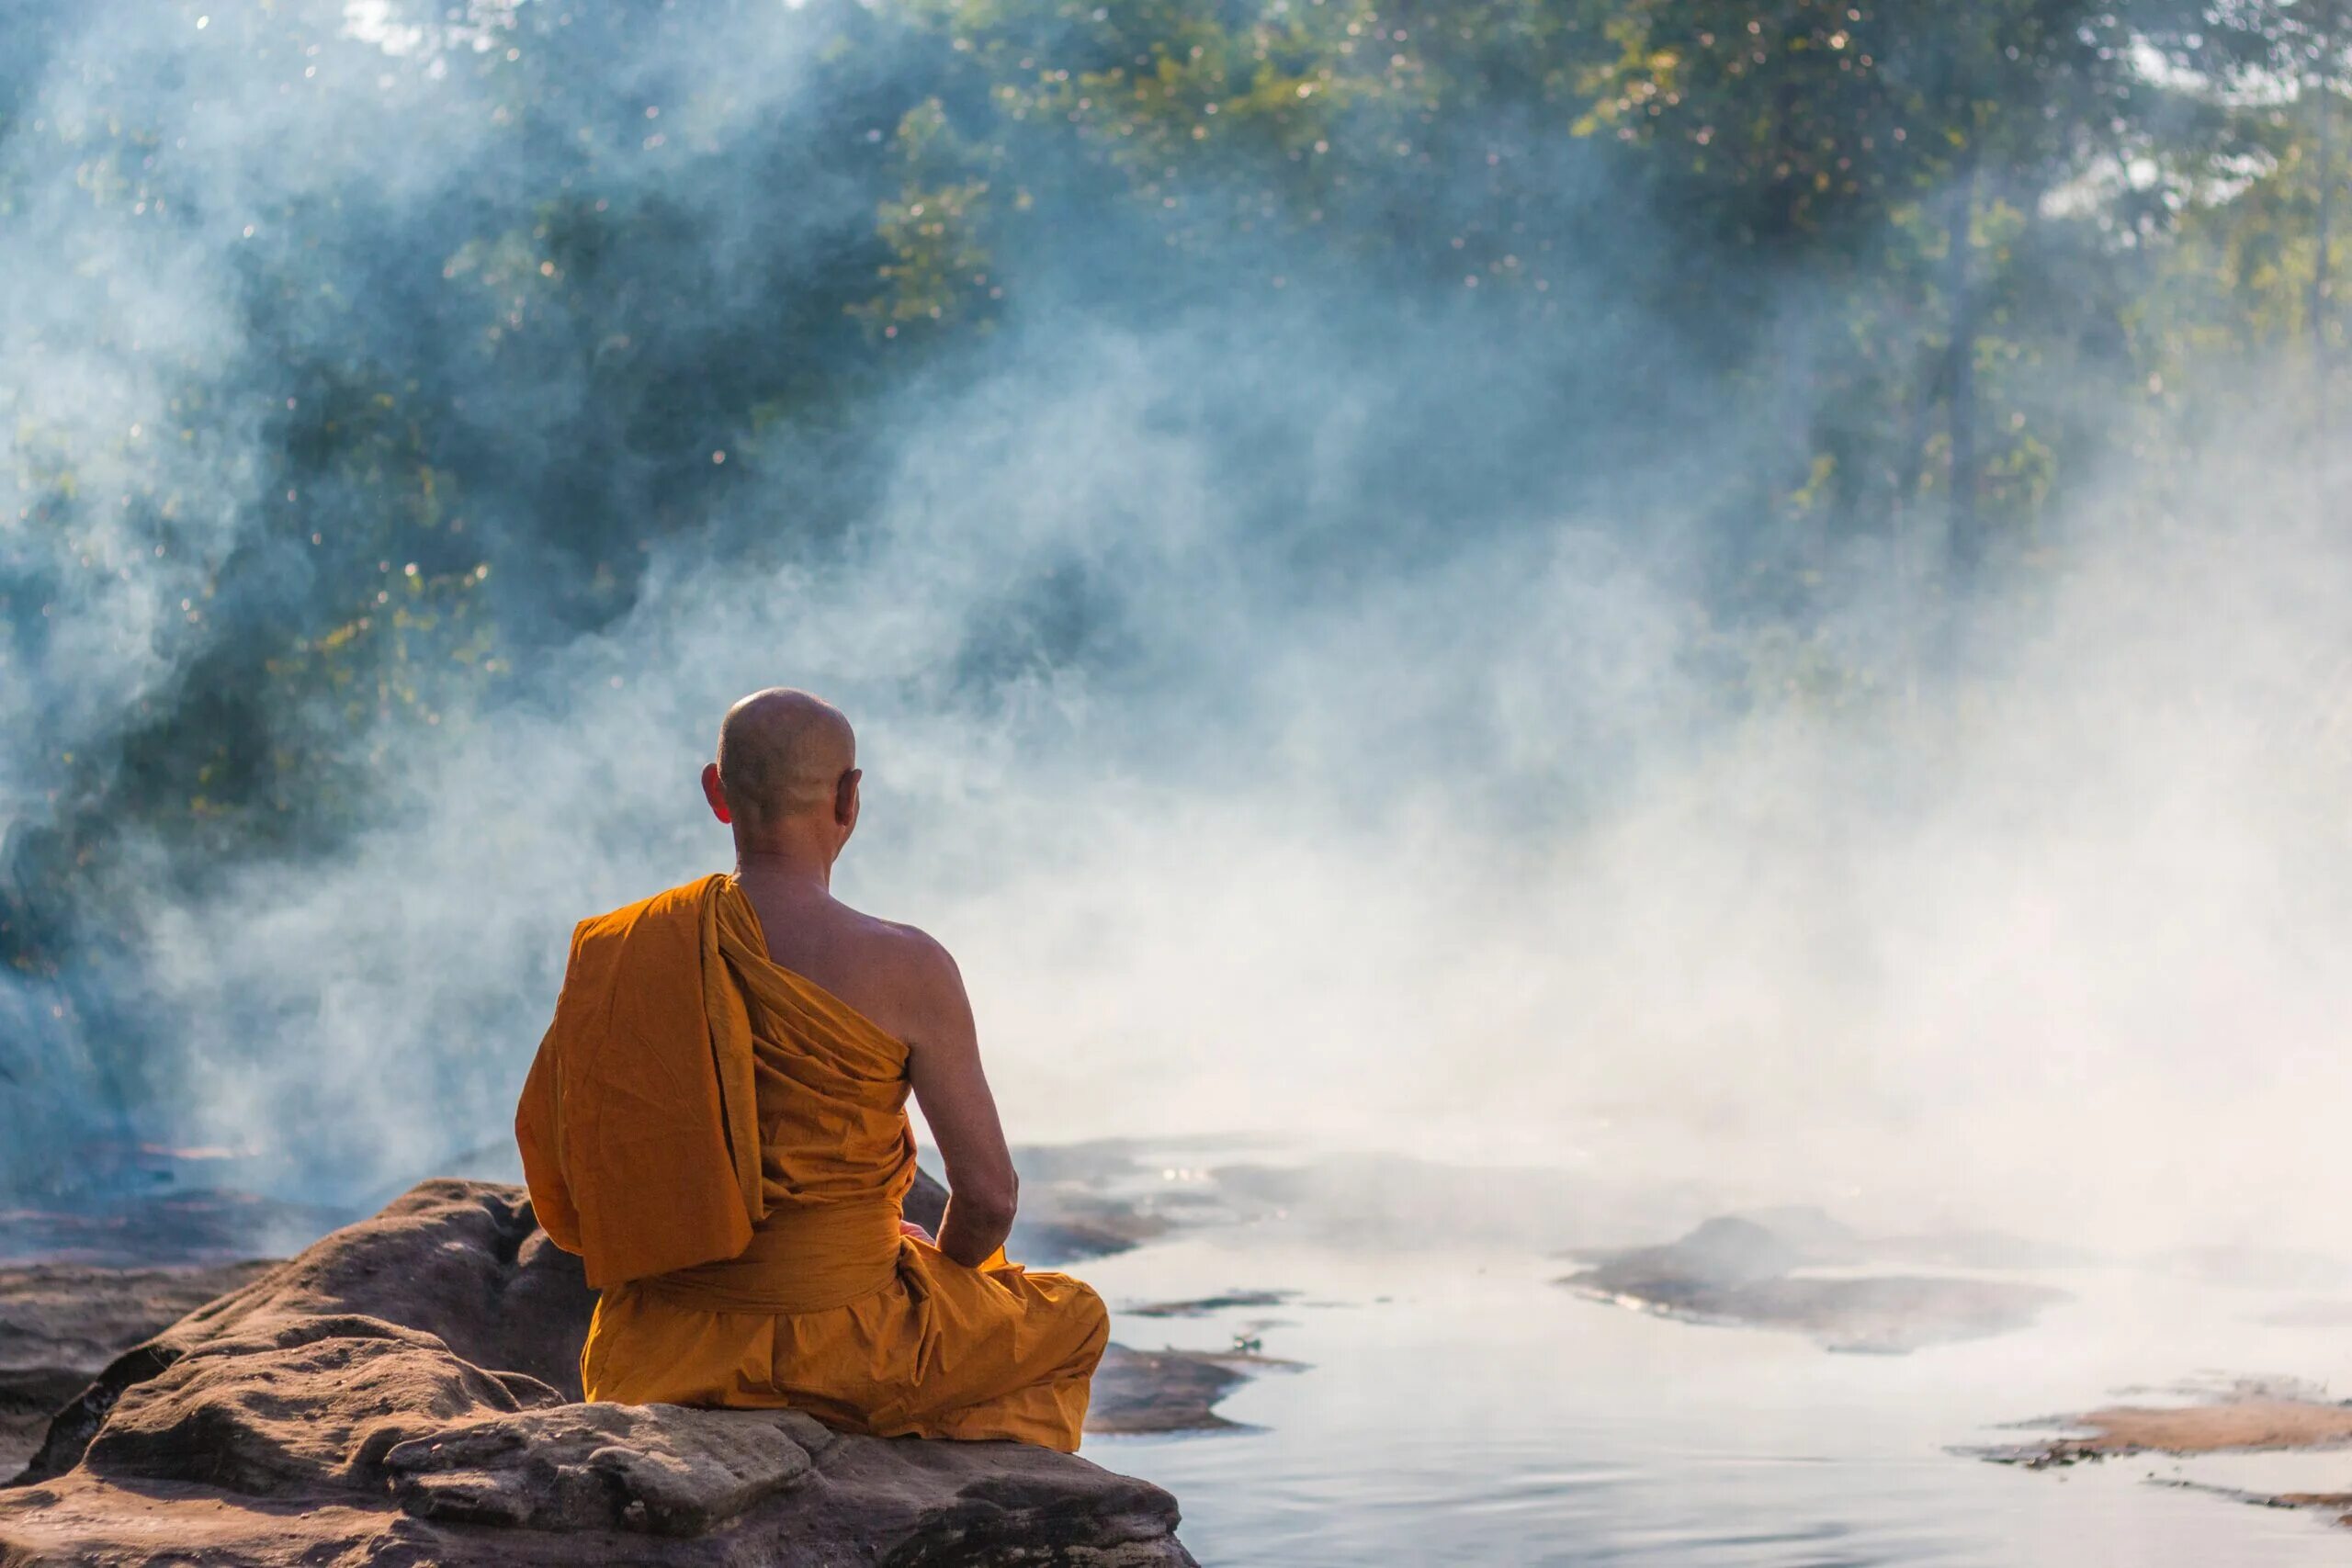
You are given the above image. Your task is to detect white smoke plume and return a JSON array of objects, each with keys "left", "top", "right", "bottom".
[{"left": 2, "top": 0, "right": 2346, "bottom": 1260}]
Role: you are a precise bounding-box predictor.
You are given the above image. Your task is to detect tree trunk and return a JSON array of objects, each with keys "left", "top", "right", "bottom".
[
  {"left": 1892, "top": 326, "right": 1938, "bottom": 689},
  {"left": 1944, "top": 157, "right": 1983, "bottom": 579},
  {"left": 2313, "top": 73, "right": 2335, "bottom": 441}
]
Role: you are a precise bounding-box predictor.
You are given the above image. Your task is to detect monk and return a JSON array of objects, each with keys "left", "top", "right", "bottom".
[{"left": 514, "top": 688, "right": 1108, "bottom": 1450}]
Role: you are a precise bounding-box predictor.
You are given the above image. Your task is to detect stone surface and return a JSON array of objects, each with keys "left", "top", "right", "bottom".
[
  {"left": 0, "top": 1179, "right": 1197, "bottom": 1566},
  {"left": 384, "top": 1401, "right": 823, "bottom": 1535}
]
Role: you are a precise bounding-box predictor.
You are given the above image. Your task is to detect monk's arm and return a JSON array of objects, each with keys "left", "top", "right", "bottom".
[{"left": 902, "top": 938, "right": 1018, "bottom": 1269}]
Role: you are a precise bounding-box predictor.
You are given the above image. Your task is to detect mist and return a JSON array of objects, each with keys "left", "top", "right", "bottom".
[{"left": 3, "top": 0, "right": 2347, "bottom": 1260}]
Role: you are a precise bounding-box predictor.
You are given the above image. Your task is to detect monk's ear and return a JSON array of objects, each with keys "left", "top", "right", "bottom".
[
  {"left": 701, "top": 761, "right": 732, "bottom": 825},
  {"left": 836, "top": 768, "right": 862, "bottom": 829}
]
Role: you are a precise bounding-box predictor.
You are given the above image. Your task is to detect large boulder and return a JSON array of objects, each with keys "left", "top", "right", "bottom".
[{"left": 0, "top": 1179, "right": 1194, "bottom": 1567}]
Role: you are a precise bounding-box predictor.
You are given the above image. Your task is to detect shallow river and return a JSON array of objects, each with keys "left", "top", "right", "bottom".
[{"left": 1076, "top": 1224, "right": 2352, "bottom": 1566}]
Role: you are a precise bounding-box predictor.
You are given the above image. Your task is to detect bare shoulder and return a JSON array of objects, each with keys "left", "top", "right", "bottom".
[
  {"left": 873, "top": 917, "right": 962, "bottom": 990},
  {"left": 861, "top": 916, "right": 969, "bottom": 1039}
]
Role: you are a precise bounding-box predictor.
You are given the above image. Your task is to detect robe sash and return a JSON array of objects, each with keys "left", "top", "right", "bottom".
[{"left": 642, "top": 1199, "right": 903, "bottom": 1314}]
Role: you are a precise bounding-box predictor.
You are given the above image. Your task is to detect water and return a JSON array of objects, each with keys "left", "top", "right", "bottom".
[
  {"left": 1077, "top": 1225, "right": 2352, "bottom": 1566},
  {"left": 19, "top": 1141, "right": 2342, "bottom": 1562}
]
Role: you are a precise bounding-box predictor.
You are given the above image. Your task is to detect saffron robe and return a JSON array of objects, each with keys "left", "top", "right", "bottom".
[{"left": 515, "top": 874, "right": 1107, "bottom": 1451}]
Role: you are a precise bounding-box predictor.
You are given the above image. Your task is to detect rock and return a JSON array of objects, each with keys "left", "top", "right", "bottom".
[
  {"left": 1977, "top": 1382, "right": 2352, "bottom": 1530},
  {"left": 1085, "top": 1348, "right": 1286, "bottom": 1435},
  {"left": 83, "top": 1314, "right": 567, "bottom": 1493},
  {"left": 1577, "top": 1216, "right": 1804, "bottom": 1292},
  {"left": 1013, "top": 1207, "right": 1175, "bottom": 1267},
  {"left": 1563, "top": 1211, "right": 2070, "bottom": 1353},
  {"left": 0, "top": 1179, "right": 1196, "bottom": 1566},
  {"left": 1121, "top": 1290, "right": 1298, "bottom": 1320},
  {"left": 1981, "top": 1378, "right": 2352, "bottom": 1471},
  {"left": 998, "top": 1149, "right": 1175, "bottom": 1266},
  {"left": 906, "top": 1166, "right": 950, "bottom": 1235},
  {"left": 385, "top": 1402, "right": 820, "bottom": 1534},
  {"left": 0, "top": 1259, "right": 275, "bottom": 1476}
]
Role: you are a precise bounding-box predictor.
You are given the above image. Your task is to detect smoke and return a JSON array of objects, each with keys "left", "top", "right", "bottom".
[{"left": 3, "top": 0, "right": 2348, "bottom": 1253}]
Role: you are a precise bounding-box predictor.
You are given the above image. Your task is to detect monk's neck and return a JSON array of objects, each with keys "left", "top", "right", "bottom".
[{"left": 732, "top": 844, "right": 834, "bottom": 895}]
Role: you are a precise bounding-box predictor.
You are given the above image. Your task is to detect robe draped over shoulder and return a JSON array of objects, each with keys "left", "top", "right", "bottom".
[
  {"left": 515, "top": 874, "right": 763, "bottom": 1288},
  {"left": 514, "top": 874, "right": 1107, "bottom": 1451}
]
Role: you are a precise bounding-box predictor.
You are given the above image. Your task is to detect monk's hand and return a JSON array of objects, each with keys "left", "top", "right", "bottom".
[{"left": 899, "top": 1220, "right": 935, "bottom": 1243}]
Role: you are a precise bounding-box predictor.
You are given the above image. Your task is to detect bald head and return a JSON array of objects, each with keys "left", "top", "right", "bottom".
[{"left": 713, "top": 688, "right": 857, "bottom": 835}]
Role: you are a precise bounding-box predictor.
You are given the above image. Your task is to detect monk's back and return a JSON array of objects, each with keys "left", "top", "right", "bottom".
[
  {"left": 559, "top": 874, "right": 1107, "bottom": 1450},
  {"left": 734, "top": 872, "right": 933, "bottom": 1047}
]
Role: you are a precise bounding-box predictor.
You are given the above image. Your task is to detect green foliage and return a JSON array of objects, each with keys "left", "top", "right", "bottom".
[{"left": 6, "top": 0, "right": 2350, "bottom": 958}]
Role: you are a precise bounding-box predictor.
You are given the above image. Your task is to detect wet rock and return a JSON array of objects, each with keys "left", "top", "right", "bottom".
[
  {"left": 1980, "top": 1382, "right": 2352, "bottom": 1531},
  {"left": 0, "top": 1179, "right": 1197, "bottom": 1567},
  {"left": 1001, "top": 1150, "right": 1176, "bottom": 1266},
  {"left": 1086, "top": 1348, "right": 1283, "bottom": 1435},
  {"left": 1579, "top": 1216, "right": 1804, "bottom": 1292},
  {"left": 1014, "top": 1207, "right": 1176, "bottom": 1267},
  {"left": 1122, "top": 1290, "right": 1298, "bottom": 1320},
  {"left": 1982, "top": 1379, "right": 2352, "bottom": 1470},
  {"left": 1563, "top": 1211, "right": 2069, "bottom": 1353}
]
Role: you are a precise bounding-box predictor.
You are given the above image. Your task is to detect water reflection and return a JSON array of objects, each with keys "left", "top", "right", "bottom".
[{"left": 1082, "top": 1230, "right": 2352, "bottom": 1566}]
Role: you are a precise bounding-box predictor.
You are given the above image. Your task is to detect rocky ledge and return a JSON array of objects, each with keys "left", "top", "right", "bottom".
[{"left": 0, "top": 1179, "right": 1197, "bottom": 1566}]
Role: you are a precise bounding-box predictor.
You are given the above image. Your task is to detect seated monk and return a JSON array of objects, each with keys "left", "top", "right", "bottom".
[{"left": 514, "top": 688, "right": 1108, "bottom": 1450}]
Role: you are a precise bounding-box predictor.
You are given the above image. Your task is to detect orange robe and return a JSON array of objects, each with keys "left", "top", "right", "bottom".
[{"left": 515, "top": 874, "right": 1107, "bottom": 1451}]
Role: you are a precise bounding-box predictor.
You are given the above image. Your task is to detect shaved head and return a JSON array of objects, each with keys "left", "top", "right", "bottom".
[{"left": 714, "top": 688, "right": 856, "bottom": 832}]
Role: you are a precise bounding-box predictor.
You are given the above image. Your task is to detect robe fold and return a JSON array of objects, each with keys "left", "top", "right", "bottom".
[{"left": 514, "top": 874, "right": 1107, "bottom": 1452}]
